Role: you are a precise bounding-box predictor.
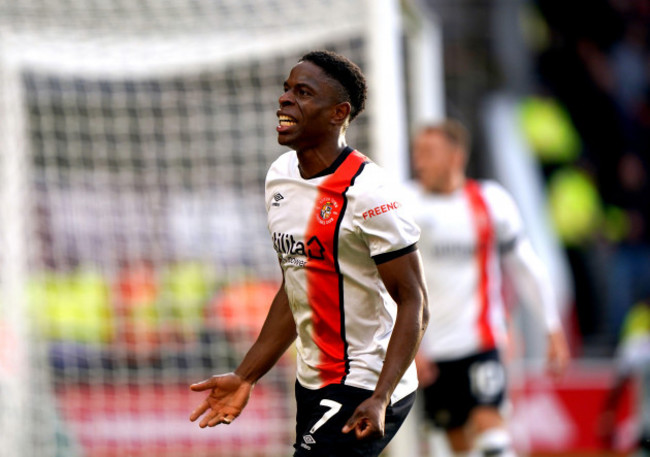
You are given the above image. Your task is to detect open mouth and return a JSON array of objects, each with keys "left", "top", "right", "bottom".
[{"left": 277, "top": 114, "right": 297, "bottom": 128}]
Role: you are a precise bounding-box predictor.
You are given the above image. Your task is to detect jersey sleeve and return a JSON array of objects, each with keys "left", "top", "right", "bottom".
[
  {"left": 264, "top": 155, "right": 281, "bottom": 214},
  {"left": 487, "top": 182, "right": 562, "bottom": 332},
  {"left": 264, "top": 175, "right": 273, "bottom": 214},
  {"left": 502, "top": 238, "right": 561, "bottom": 332},
  {"left": 352, "top": 171, "right": 420, "bottom": 263},
  {"left": 484, "top": 181, "right": 525, "bottom": 254}
]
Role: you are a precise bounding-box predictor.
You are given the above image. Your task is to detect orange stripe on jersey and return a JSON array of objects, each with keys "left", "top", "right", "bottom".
[
  {"left": 465, "top": 180, "right": 496, "bottom": 350},
  {"left": 304, "top": 150, "right": 368, "bottom": 387}
]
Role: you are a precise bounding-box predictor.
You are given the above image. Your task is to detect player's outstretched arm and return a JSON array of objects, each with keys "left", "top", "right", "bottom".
[
  {"left": 342, "top": 249, "right": 429, "bottom": 439},
  {"left": 502, "top": 238, "right": 570, "bottom": 377},
  {"left": 189, "top": 277, "right": 296, "bottom": 427}
]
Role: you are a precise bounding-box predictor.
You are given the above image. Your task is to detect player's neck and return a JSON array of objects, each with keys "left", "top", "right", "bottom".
[
  {"left": 431, "top": 174, "right": 466, "bottom": 195},
  {"left": 297, "top": 137, "right": 348, "bottom": 178}
]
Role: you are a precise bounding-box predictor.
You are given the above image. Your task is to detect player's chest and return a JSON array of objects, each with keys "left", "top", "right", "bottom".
[
  {"left": 417, "top": 198, "right": 479, "bottom": 243},
  {"left": 267, "top": 182, "right": 356, "bottom": 261},
  {"left": 269, "top": 183, "right": 348, "bottom": 228},
  {"left": 417, "top": 196, "right": 496, "bottom": 260}
]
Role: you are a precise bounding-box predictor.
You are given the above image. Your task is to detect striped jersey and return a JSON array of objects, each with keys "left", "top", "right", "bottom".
[
  {"left": 265, "top": 147, "right": 420, "bottom": 403},
  {"left": 405, "top": 179, "right": 560, "bottom": 361}
]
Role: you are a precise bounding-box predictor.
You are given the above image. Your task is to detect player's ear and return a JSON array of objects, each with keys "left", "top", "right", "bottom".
[{"left": 331, "top": 101, "right": 351, "bottom": 126}]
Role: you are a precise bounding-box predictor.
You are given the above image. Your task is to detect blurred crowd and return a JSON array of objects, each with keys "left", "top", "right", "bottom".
[{"left": 527, "top": 0, "right": 650, "bottom": 354}]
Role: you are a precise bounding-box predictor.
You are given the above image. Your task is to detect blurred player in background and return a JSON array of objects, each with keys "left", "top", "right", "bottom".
[
  {"left": 407, "top": 119, "right": 569, "bottom": 457},
  {"left": 598, "top": 297, "right": 650, "bottom": 457},
  {"left": 190, "top": 50, "right": 429, "bottom": 457}
]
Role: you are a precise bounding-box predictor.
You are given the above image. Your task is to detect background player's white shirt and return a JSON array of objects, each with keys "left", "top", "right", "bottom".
[
  {"left": 405, "top": 179, "right": 560, "bottom": 361},
  {"left": 265, "top": 148, "right": 420, "bottom": 403}
]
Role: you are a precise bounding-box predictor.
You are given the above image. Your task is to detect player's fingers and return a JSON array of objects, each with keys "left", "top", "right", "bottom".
[
  {"left": 190, "top": 377, "right": 218, "bottom": 392},
  {"left": 199, "top": 409, "right": 220, "bottom": 428},
  {"left": 548, "top": 352, "right": 568, "bottom": 378},
  {"left": 341, "top": 413, "right": 360, "bottom": 434},
  {"left": 207, "top": 412, "right": 226, "bottom": 427},
  {"left": 189, "top": 400, "right": 210, "bottom": 422},
  {"left": 207, "top": 412, "right": 237, "bottom": 427},
  {"left": 355, "top": 423, "right": 369, "bottom": 439},
  {"left": 354, "top": 418, "right": 382, "bottom": 440},
  {"left": 550, "top": 354, "right": 564, "bottom": 370}
]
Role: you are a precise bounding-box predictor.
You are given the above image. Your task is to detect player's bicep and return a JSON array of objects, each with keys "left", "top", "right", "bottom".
[
  {"left": 376, "top": 248, "right": 427, "bottom": 309},
  {"left": 257, "top": 270, "right": 295, "bottom": 341}
]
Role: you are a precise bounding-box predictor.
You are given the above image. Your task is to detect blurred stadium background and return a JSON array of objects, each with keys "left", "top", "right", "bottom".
[{"left": 0, "top": 0, "right": 647, "bottom": 456}]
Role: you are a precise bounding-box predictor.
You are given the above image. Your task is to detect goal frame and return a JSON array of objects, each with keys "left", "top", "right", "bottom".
[{"left": 0, "top": 1, "right": 445, "bottom": 455}]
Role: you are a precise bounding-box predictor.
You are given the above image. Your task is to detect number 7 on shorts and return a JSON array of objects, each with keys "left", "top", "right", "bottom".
[{"left": 309, "top": 399, "right": 342, "bottom": 434}]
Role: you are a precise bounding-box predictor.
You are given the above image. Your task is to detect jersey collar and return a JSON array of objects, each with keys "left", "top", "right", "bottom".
[{"left": 302, "top": 146, "right": 355, "bottom": 179}]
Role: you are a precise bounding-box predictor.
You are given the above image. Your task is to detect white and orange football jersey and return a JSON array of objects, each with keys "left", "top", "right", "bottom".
[
  {"left": 265, "top": 147, "right": 420, "bottom": 403},
  {"left": 405, "top": 179, "right": 560, "bottom": 362}
]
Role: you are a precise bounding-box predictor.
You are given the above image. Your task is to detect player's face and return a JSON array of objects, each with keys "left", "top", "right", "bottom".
[
  {"left": 412, "top": 131, "right": 460, "bottom": 193},
  {"left": 276, "top": 61, "right": 342, "bottom": 151}
]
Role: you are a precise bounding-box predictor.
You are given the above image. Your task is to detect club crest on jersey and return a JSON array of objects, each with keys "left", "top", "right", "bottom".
[{"left": 316, "top": 197, "right": 339, "bottom": 225}]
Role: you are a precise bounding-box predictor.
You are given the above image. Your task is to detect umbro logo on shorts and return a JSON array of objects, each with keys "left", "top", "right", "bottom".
[
  {"left": 301, "top": 434, "right": 316, "bottom": 450},
  {"left": 303, "top": 435, "right": 316, "bottom": 444}
]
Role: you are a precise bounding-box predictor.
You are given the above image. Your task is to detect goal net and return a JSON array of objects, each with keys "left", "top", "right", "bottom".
[{"left": 0, "top": 1, "right": 442, "bottom": 456}]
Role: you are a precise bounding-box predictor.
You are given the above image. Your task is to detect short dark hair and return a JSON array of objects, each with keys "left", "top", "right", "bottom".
[{"left": 300, "top": 50, "right": 367, "bottom": 122}]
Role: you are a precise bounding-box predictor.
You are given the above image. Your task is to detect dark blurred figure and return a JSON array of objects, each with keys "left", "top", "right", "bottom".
[{"left": 533, "top": 0, "right": 650, "bottom": 347}]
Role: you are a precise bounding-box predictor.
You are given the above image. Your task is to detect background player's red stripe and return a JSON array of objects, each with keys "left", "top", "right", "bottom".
[
  {"left": 465, "top": 180, "right": 496, "bottom": 350},
  {"left": 304, "top": 152, "right": 366, "bottom": 386}
]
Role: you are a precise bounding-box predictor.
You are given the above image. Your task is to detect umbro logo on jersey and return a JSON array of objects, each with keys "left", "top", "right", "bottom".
[{"left": 272, "top": 192, "right": 284, "bottom": 207}]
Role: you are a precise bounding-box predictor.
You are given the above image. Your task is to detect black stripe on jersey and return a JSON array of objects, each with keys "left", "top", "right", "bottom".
[
  {"left": 334, "top": 157, "right": 368, "bottom": 384},
  {"left": 372, "top": 243, "right": 418, "bottom": 265}
]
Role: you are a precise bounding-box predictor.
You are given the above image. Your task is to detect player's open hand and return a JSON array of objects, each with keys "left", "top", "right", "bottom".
[
  {"left": 547, "top": 329, "right": 570, "bottom": 379},
  {"left": 341, "top": 396, "right": 387, "bottom": 440},
  {"left": 189, "top": 372, "right": 253, "bottom": 428}
]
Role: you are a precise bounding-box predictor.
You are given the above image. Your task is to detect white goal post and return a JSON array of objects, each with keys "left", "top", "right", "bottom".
[{"left": 0, "top": 1, "right": 444, "bottom": 456}]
